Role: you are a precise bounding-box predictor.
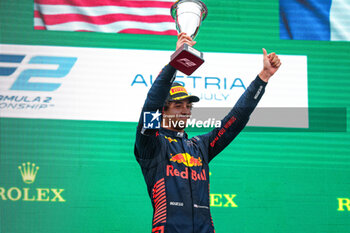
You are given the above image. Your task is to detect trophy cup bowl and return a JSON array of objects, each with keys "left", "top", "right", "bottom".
[{"left": 170, "top": 0, "right": 208, "bottom": 75}]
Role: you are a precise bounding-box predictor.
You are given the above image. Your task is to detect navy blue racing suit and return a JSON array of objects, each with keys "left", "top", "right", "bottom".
[{"left": 134, "top": 64, "right": 267, "bottom": 233}]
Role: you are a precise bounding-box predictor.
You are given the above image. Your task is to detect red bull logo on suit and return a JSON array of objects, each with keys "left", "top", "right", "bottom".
[
  {"left": 168, "top": 153, "right": 206, "bottom": 181},
  {"left": 169, "top": 153, "right": 202, "bottom": 167}
]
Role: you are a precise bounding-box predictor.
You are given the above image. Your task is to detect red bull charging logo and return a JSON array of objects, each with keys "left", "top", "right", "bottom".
[{"left": 170, "top": 153, "right": 202, "bottom": 167}]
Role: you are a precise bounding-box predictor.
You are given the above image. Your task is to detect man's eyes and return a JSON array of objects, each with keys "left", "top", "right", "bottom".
[{"left": 174, "top": 104, "right": 192, "bottom": 109}]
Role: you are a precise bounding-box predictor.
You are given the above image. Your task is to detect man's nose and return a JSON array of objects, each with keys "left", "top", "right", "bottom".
[{"left": 181, "top": 106, "right": 191, "bottom": 115}]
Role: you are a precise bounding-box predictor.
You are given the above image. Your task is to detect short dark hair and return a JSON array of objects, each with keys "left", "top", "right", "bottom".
[{"left": 163, "top": 101, "right": 171, "bottom": 111}]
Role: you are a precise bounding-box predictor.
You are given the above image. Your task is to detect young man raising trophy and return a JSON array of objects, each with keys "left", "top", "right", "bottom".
[{"left": 134, "top": 0, "right": 281, "bottom": 232}]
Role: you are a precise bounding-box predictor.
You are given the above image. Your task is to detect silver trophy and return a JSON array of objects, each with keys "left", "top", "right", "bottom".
[{"left": 170, "top": 0, "right": 208, "bottom": 75}]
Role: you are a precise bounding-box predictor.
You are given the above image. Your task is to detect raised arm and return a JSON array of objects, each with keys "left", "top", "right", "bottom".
[
  {"left": 134, "top": 33, "right": 196, "bottom": 159},
  {"left": 201, "top": 48, "right": 281, "bottom": 162}
]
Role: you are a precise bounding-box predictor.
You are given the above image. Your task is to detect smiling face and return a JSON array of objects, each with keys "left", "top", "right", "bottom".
[{"left": 162, "top": 99, "right": 193, "bottom": 132}]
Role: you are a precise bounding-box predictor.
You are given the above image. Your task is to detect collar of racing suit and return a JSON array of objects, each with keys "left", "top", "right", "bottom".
[{"left": 159, "top": 127, "right": 188, "bottom": 139}]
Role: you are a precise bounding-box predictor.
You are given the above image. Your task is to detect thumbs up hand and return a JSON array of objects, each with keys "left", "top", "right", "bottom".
[{"left": 259, "top": 48, "right": 281, "bottom": 82}]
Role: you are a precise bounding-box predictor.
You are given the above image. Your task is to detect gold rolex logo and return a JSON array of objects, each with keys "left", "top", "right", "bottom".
[
  {"left": 0, "top": 161, "right": 65, "bottom": 202},
  {"left": 18, "top": 162, "right": 39, "bottom": 184}
]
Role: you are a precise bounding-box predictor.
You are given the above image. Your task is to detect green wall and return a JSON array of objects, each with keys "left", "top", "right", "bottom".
[{"left": 1, "top": 0, "right": 349, "bottom": 232}]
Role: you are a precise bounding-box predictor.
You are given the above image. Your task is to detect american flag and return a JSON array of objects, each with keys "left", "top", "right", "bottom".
[{"left": 34, "top": 0, "right": 177, "bottom": 35}]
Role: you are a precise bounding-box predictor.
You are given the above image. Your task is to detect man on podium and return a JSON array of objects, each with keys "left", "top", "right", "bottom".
[{"left": 134, "top": 32, "right": 281, "bottom": 233}]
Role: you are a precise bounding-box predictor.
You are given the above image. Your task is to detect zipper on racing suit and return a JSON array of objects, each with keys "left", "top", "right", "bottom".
[{"left": 180, "top": 135, "right": 195, "bottom": 233}]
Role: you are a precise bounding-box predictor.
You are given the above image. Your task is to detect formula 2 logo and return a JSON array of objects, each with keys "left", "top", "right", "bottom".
[{"left": 0, "top": 54, "right": 77, "bottom": 91}]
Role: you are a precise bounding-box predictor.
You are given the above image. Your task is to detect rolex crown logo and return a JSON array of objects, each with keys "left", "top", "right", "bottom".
[{"left": 18, "top": 162, "right": 39, "bottom": 184}]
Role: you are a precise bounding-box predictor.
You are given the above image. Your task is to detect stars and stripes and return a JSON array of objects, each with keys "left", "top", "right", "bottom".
[{"left": 34, "top": 0, "right": 177, "bottom": 35}]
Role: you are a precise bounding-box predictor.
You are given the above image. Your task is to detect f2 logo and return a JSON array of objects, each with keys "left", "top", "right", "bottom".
[{"left": 0, "top": 54, "right": 77, "bottom": 91}]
